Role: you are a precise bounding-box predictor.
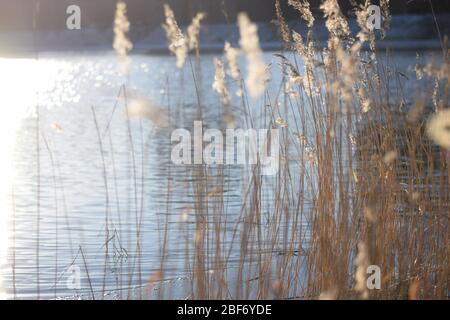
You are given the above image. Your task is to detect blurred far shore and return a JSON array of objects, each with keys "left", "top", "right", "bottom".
[{"left": 0, "top": 0, "right": 449, "bottom": 55}]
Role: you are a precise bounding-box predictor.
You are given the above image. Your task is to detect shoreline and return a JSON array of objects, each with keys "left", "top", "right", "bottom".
[
  {"left": 1, "top": 13, "right": 448, "bottom": 57},
  {"left": 0, "top": 39, "right": 444, "bottom": 59}
]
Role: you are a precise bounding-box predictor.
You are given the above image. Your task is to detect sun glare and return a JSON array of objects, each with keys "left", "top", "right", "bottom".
[{"left": 0, "top": 57, "right": 62, "bottom": 298}]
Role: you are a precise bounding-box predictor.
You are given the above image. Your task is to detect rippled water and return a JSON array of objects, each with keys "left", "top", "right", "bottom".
[{"left": 0, "top": 50, "right": 438, "bottom": 299}]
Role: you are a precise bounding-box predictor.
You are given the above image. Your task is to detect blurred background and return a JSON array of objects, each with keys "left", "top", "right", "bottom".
[{"left": 1, "top": 0, "right": 450, "bottom": 54}]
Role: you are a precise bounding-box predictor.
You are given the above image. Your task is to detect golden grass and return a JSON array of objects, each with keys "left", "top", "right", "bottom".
[
  {"left": 153, "top": 2, "right": 449, "bottom": 300},
  {"left": 21, "top": 1, "right": 446, "bottom": 300}
]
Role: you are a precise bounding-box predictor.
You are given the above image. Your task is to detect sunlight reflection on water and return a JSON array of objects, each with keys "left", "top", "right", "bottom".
[
  {"left": 0, "top": 53, "right": 188, "bottom": 299},
  {"left": 0, "top": 57, "right": 71, "bottom": 298},
  {"left": 0, "top": 49, "right": 437, "bottom": 299}
]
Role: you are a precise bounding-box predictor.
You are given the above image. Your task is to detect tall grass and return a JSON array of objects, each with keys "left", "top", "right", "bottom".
[
  {"left": 150, "top": 1, "right": 448, "bottom": 300},
  {"left": 14, "top": 0, "right": 448, "bottom": 300}
]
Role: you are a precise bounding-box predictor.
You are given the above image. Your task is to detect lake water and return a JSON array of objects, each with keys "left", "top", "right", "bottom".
[{"left": 0, "top": 49, "right": 441, "bottom": 299}]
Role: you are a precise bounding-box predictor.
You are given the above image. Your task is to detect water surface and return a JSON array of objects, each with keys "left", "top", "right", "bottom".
[{"left": 0, "top": 49, "right": 438, "bottom": 299}]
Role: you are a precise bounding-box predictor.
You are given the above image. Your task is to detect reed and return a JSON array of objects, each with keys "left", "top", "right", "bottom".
[
  {"left": 153, "top": 1, "right": 449, "bottom": 300},
  {"left": 12, "top": 0, "right": 448, "bottom": 300}
]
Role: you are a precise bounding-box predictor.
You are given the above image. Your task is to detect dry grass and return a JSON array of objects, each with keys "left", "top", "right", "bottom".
[
  {"left": 19, "top": 1, "right": 448, "bottom": 300},
  {"left": 152, "top": 2, "right": 449, "bottom": 300}
]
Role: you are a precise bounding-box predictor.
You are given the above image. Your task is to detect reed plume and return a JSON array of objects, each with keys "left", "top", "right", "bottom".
[
  {"left": 427, "top": 109, "right": 450, "bottom": 149},
  {"left": 224, "top": 42, "right": 241, "bottom": 81},
  {"left": 320, "top": 0, "right": 351, "bottom": 40},
  {"left": 275, "top": 0, "right": 291, "bottom": 45},
  {"left": 238, "top": 13, "right": 268, "bottom": 98},
  {"left": 355, "top": 1, "right": 376, "bottom": 50},
  {"left": 354, "top": 242, "right": 370, "bottom": 299},
  {"left": 380, "top": 0, "right": 391, "bottom": 38},
  {"left": 212, "top": 58, "right": 230, "bottom": 105},
  {"left": 187, "top": 12, "right": 206, "bottom": 53},
  {"left": 163, "top": 4, "right": 188, "bottom": 68},
  {"left": 113, "top": 0, "right": 133, "bottom": 75},
  {"left": 288, "top": 0, "right": 315, "bottom": 28}
]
